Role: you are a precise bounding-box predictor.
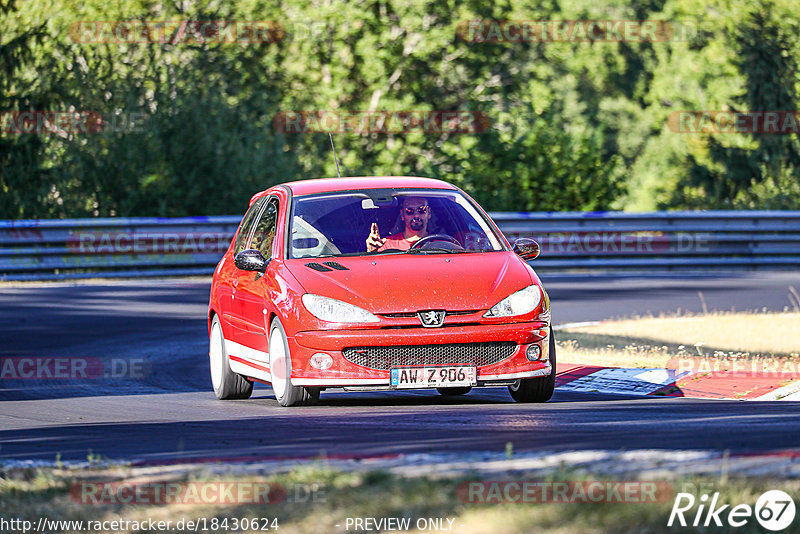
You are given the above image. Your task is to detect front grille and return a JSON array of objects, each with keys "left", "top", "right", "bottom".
[
  {"left": 378, "top": 310, "right": 478, "bottom": 319},
  {"left": 342, "top": 342, "right": 516, "bottom": 370}
]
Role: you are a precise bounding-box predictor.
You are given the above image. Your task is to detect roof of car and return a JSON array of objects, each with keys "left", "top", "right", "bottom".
[{"left": 280, "top": 176, "right": 458, "bottom": 196}]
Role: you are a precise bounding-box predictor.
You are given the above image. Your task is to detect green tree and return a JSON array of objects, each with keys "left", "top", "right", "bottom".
[
  {"left": 675, "top": 0, "right": 800, "bottom": 208},
  {"left": 0, "top": 0, "right": 52, "bottom": 218},
  {"left": 2, "top": 0, "right": 798, "bottom": 219}
]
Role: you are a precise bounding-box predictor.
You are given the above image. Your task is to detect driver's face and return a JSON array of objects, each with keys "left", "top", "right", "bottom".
[{"left": 400, "top": 198, "right": 430, "bottom": 232}]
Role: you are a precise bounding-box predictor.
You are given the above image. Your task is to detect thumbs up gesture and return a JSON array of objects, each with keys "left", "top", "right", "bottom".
[{"left": 366, "top": 222, "right": 386, "bottom": 252}]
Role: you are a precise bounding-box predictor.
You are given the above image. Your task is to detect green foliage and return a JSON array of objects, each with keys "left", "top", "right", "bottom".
[
  {"left": 449, "top": 110, "right": 624, "bottom": 211},
  {"left": 675, "top": 0, "right": 800, "bottom": 209},
  {"left": 0, "top": 0, "right": 52, "bottom": 218},
  {"left": 1, "top": 0, "right": 799, "bottom": 218}
]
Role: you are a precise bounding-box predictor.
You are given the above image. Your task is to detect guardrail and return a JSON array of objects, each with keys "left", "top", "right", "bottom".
[{"left": 1, "top": 211, "right": 799, "bottom": 280}]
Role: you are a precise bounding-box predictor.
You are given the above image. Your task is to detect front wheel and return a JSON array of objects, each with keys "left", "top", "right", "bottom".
[
  {"left": 269, "top": 317, "right": 320, "bottom": 407},
  {"left": 209, "top": 315, "right": 253, "bottom": 400},
  {"left": 509, "top": 328, "right": 556, "bottom": 403}
]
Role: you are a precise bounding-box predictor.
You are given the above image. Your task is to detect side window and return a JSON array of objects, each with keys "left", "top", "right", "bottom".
[
  {"left": 251, "top": 198, "right": 279, "bottom": 259},
  {"left": 233, "top": 197, "right": 266, "bottom": 256}
]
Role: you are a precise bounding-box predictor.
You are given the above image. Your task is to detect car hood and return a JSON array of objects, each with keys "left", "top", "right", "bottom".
[{"left": 285, "top": 252, "right": 536, "bottom": 313}]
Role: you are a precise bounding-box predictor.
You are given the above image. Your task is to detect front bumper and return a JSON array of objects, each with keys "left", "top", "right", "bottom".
[{"left": 288, "top": 321, "right": 551, "bottom": 386}]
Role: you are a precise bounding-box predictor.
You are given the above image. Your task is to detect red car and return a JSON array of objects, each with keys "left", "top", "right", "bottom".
[{"left": 208, "top": 177, "right": 554, "bottom": 406}]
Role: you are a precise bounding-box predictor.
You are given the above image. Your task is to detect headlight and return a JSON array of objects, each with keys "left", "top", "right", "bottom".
[
  {"left": 302, "top": 294, "right": 379, "bottom": 323},
  {"left": 484, "top": 285, "right": 542, "bottom": 318}
]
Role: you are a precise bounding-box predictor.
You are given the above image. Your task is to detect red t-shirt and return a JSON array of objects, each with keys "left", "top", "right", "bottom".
[{"left": 378, "top": 232, "right": 417, "bottom": 251}]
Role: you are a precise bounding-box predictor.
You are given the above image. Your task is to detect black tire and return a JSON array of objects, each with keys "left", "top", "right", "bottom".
[
  {"left": 209, "top": 315, "right": 253, "bottom": 400},
  {"left": 508, "top": 328, "right": 556, "bottom": 403},
  {"left": 269, "top": 317, "right": 320, "bottom": 407},
  {"left": 437, "top": 387, "right": 472, "bottom": 396}
]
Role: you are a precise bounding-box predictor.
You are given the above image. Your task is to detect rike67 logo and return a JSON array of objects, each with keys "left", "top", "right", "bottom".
[{"left": 668, "top": 490, "right": 796, "bottom": 531}]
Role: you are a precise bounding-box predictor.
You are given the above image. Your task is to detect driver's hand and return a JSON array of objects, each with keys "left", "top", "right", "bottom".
[{"left": 366, "top": 223, "right": 386, "bottom": 252}]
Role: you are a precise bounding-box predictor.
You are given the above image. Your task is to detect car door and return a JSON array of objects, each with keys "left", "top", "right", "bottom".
[
  {"left": 228, "top": 196, "right": 280, "bottom": 362},
  {"left": 220, "top": 196, "right": 267, "bottom": 348}
]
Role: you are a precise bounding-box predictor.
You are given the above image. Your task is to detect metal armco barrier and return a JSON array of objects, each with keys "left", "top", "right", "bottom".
[
  {"left": 1, "top": 211, "right": 799, "bottom": 280},
  {"left": 494, "top": 211, "right": 800, "bottom": 270},
  {"left": 0, "top": 216, "right": 241, "bottom": 281}
]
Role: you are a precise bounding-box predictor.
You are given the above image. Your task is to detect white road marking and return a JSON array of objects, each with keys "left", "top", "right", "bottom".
[{"left": 558, "top": 367, "right": 694, "bottom": 395}]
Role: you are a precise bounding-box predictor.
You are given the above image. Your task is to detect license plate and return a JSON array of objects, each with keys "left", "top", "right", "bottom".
[{"left": 390, "top": 365, "right": 477, "bottom": 389}]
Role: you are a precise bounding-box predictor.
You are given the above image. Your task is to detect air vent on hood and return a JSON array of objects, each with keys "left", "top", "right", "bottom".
[
  {"left": 305, "top": 262, "right": 333, "bottom": 272},
  {"left": 323, "top": 261, "right": 349, "bottom": 270}
]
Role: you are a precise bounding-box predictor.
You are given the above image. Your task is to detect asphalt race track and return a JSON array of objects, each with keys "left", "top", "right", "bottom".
[{"left": 2, "top": 272, "right": 800, "bottom": 463}]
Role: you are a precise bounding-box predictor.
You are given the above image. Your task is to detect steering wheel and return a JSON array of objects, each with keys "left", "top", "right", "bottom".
[{"left": 410, "top": 234, "right": 463, "bottom": 250}]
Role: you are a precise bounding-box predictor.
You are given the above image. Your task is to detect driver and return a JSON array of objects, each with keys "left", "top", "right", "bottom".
[{"left": 366, "top": 196, "right": 430, "bottom": 252}]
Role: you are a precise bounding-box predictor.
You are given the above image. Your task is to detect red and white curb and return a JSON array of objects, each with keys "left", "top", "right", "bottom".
[{"left": 556, "top": 363, "right": 800, "bottom": 401}]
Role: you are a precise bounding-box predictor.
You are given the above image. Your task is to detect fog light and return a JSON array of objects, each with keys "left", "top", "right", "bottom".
[
  {"left": 310, "top": 353, "right": 333, "bottom": 370},
  {"left": 526, "top": 344, "right": 541, "bottom": 361}
]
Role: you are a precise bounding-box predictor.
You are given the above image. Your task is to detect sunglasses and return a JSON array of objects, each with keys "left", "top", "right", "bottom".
[{"left": 403, "top": 206, "right": 429, "bottom": 215}]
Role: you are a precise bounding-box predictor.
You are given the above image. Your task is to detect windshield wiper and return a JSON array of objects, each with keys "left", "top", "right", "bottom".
[
  {"left": 405, "top": 247, "right": 467, "bottom": 254},
  {"left": 368, "top": 248, "right": 407, "bottom": 255},
  {"left": 303, "top": 250, "right": 405, "bottom": 259}
]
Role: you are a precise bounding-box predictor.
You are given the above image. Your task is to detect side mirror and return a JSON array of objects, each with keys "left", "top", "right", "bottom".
[
  {"left": 234, "top": 249, "right": 269, "bottom": 272},
  {"left": 513, "top": 238, "right": 540, "bottom": 260}
]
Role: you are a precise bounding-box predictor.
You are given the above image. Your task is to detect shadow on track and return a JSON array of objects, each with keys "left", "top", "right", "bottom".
[{"left": 3, "top": 394, "right": 799, "bottom": 463}]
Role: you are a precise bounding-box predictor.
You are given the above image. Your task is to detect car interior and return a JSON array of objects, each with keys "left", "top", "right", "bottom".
[{"left": 290, "top": 193, "right": 494, "bottom": 258}]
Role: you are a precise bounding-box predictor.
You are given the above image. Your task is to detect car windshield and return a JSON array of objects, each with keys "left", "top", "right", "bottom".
[{"left": 288, "top": 188, "right": 505, "bottom": 259}]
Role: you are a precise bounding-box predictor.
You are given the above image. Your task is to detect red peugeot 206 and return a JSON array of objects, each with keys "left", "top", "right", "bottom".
[{"left": 208, "top": 177, "right": 554, "bottom": 406}]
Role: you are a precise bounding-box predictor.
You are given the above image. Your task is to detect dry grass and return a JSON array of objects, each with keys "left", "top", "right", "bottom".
[
  {"left": 1, "top": 465, "right": 798, "bottom": 533},
  {"left": 557, "top": 311, "right": 800, "bottom": 369}
]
